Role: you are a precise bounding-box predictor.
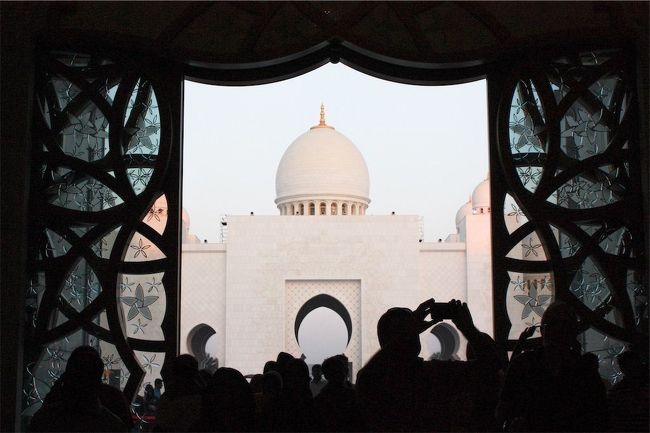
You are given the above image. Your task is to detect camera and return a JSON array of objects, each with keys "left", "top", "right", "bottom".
[{"left": 429, "top": 302, "right": 455, "bottom": 320}]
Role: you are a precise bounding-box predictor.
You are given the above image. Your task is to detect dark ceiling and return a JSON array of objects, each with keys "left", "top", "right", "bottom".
[{"left": 5, "top": 1, "right": 648, "bottom": 67}]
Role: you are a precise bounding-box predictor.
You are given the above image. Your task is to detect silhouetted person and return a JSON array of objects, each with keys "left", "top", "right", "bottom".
[
  {"left": 257, "top": 370, "right": 284, "bottom": 432},
  {"left": 192, "top": 367, "right": 255, "bottom": 432},
  {"left": 154, "top": 354, "right": 203, "bottom": 432},
  {"left": 314, "top": 355, "right": 363, "bottom": 431},
  {"left": 153, "top": 378, "right": 163, "bottom": 400},
  {"left": 29, "top": 346, "right": 127, "bottom": 432},
  {"left": 263, "top": 360, "right": 278, "bottom": 374},
  {"left": 310, "top": 364, "right": 327, "bottom": 397},
  {"left": 497, "top": 301, "right": 608, "bottom": 431},
  {"left": 99, "top": 383, "right": 134, "bottom": 430},
  {"left": 276, "top": 351, "right": 294, "bottom": 381},
  {"left": 279, "top": 357, "right": 315, "bottom": 431},
  {"left": 511, "top": 325, "right": 538, "bottom": 360},
  {"left": 356, "top": 299, "right": 499, "bottom": 432},
  {"left": 607, "top": 350, "right": 649, "bottom": 432}
]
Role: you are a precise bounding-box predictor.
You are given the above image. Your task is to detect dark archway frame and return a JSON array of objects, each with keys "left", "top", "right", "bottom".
[
  {"left": 294, "top": 294, "right": 353, "bottom": 346},
  {"left": 187, "top": 324, "right": 217, "bottom": 360},
  {"left": 23, "top": 33, "right": 646, "bottom": 417}
]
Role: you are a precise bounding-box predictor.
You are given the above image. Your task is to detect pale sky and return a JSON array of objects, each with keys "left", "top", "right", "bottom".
[{"left": 182, "top": 63, "right": 488, "bottom": 242}]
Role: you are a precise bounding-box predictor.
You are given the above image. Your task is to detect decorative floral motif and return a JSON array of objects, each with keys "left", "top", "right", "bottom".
[
  {"left": 146, "top": 276, "right": 162, "bottom": 293},
  {"left": 121, "top": 284, "right": 158, "bottom": 321},
  {"left": 131, "top": 318, "right": 148, "bottom": 335},
  {"left": 141, "top": 353, "right": 160, "bottom": 374},
  {"left": 521, "top": 237, "right": 543, "bottom": 257},
  {"left": 130, "top": 238, "right": 151, "bottom": 259}
]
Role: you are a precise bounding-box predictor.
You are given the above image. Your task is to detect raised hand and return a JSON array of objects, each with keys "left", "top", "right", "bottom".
[
  {"left": 413, "top": 298, "right": 438, "bottom": 333},
  {"left": 450, "top": 299, "right": 476, "bottom": 336}
]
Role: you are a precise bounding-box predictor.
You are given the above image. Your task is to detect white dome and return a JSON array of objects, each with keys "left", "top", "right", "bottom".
[
  {"left": 455, "top": 199, "right": 472, "bottom": 229},
  {"left": 181, "top": 208, "right": 190, "bottom": 228},
  {"left": 275, "top": 121, "right": 370, "bottom": 207},
  {"left": 471, "top": 176, "right": 490, "bottom": 211}
]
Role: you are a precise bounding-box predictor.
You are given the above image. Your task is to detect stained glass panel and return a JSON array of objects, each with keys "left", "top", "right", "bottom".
[
  {"left": 494, "top": 49, "right": 646, "bottom": 372},
  {"left": 24, "top": 50, "right": 178, "bottom": 423}
]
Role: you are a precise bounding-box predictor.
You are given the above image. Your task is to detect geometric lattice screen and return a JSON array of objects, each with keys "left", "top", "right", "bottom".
[
  {"left": 492, "top": 49, "right": 648, "bottom": 383},
  {"left": 23, "top": 51, "right": 180, "bottom": 418}
]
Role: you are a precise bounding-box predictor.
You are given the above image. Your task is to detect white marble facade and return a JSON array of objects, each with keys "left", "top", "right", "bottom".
[{"left": 179, "top": 111, "right": 501, "bottom": 379}]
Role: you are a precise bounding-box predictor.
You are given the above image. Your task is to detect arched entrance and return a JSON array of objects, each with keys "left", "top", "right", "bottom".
[
  {"left": 285, "top": 280, "right": 361, "bottom": 379},
  {"left": 187, "top": 324, "right": 219, "bottom": 371},
  {"left": 294, "top": 294, "right": 352, "bottom": 365}
]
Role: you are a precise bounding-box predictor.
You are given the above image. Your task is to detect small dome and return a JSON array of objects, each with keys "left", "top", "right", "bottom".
[
  {"left": 182, "top": 208, "right": 190, "bottom": 228},
  {"left": 275, "top": 107, "right": 370, "bottom": 207},
  {"left": 471, "top": 175, "right": 490, "bottom": 212},
  {"left": 455, "top": 199, "right": 472, "bottom": 230}
]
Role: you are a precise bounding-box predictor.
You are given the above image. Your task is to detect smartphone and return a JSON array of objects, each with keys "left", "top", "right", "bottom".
[{"left": 429, "top": 302, "right": 455, "bottom": 320}]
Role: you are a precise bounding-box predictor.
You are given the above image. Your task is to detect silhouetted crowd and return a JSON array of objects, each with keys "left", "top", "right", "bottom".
[{"left": 29, "top": 299, "right": 649, "bottom": 432}]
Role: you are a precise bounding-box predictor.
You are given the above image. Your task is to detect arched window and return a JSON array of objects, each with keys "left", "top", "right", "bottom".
[
  {"left": 331, "top": 202, "right": 338, "bottom": 215},
  {"left": 187, "top": 324, "right": 219, "bottom": 371},
  {"left": 351, "top": 204, "right": 356, "bottom": 215},
  {"left": 290, "top": 204, "right": 295, "bottom": 215},
  {"left": 299, "top": 203, "right": 304, "bottom": 215},
  {"left": 342, "top": 203, "right": 348, "bottom": 215},
  {"left": 320, "top": 202, "right": 326, "bottom": 215},
  {"left": 309, "top": 202, "right": 315, "bottom": 215}
]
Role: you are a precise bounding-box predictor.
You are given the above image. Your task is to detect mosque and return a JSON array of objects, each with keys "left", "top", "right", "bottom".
[{"left": 178, "top": 106, "right": 506, "bottom": 379}]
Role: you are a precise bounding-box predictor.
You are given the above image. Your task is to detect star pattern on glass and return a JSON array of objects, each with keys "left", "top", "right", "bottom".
[
  {"left": 146, "top": 205, "right": 165, "bottom": 222},
  {"left": 146, "top": 276, "right": 162, "bottom": 293},
  {"left": 120, "top": 276, "right": 135, "bottom": 293},
  {"left": 517, "top": 166, "right": 542, "bottom": 187},
  {"left": 45, "top": 346, "right": 66, "bottom": 364},
  {"left": 514, "top": 292, "right": 553, "bottom": 320},
  {"left": 27, "top": 278, "right": 43, "bottom": 296},
  {"left": 120, "top": 283, "right": 158, "bottom": 320},
  {"left": 101, "top": 190, "right": 118, "bottom": 208},
  {"left": 523, "top": 315, "right": 541, "bottom": 329},
  {"left": 141, "top": 353, "right": 161, "bottom": 374},
  {"left": 102, "top": 353, "right": 121, "bottom": 369},
  {"left": 130, "top": 238, "right": 151, "bottom": 258},
  {"left": 509, "top": 275, "right": 526, "bottom": 291},
  {"left": 129, "top": 168, "right": 153, "bottom": 189},
  {"left": 560, "top": 237, "right": 580, "bottom": 256},
  {"left": 23, "top": 380, "right": 43, "bottom": 406},
  {"left": 594, "top": 337, "right": 626, "bottom": 369},
  {"left": 65, "top": 286, "right": 85, "bottom": 306},
  {"left": 131, "top": 318, "right": 148, "bottom": 335},
  {"left": 522, "top": 237, "right": 543, "bottom": 257},
  {"left": 47, "top": 367, "right": 62, "bottom": 382},
  {"left": 539, "top": 277, "right": 553, "bottom": 291},
  {"left": 506, "top": 203, "right": 525, "bottom": 223}
]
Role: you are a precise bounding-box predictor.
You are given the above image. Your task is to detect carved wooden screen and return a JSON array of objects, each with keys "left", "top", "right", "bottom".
[
  {"left": 492, "top": 49, "right": 647, "bottom": 382},
  {"left": 22, "top": 50, "right": 181, "bottom": 422}
]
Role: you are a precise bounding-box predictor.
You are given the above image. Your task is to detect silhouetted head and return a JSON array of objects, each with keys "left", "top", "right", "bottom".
[
  {"left": 541, "top": 302, "right": 578, "bottom": 349},
  {"left": 311, "top": 364, "right": 323, "bottom": 381},
  {"left": 263, "top": 360, "right": 278, "bottom": 374},
  {"left": 262, "top": 371, "right": 283, "bottom": 397},
  {"left": 144, "top": 384, "right": 154, "bottom": 399},
  {"left": 205, "top": 368, "right": 255, "bottom": 431},
  {"left": 172, "top": 354, "right": 199, "bottom": 378},
  {"left": 154, "top": 378, "right": 163, "bottom": 389},
  {"left": 63, "top": 346, "right": 104, "bottom": 394},
  {"left": 250, "top": 373, "right": 264, "bottom": 393},
  {"left": 322, "top": 355, "right": 347, "bottom": 385},
  {"left": 285, "top": 358, "right": 310, "bottom": 391},
  {"left": 276, "top": 351, "right": 294, "bottom": 380},
  {"left": 377, "top": 307, "right": 421, "bottom": 357}
]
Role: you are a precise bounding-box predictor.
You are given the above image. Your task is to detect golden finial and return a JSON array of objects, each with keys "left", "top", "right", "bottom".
[
  {"left": 311, "top": 103, "right": 334, "bottom": 129},
  {"left": 319, "top": 103, "right": 326, "bottom": 126}
]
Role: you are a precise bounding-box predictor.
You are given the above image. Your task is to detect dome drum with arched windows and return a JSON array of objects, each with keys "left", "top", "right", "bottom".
[{"left": 275, "top": 105, "right": 370, "bottom": 216}]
